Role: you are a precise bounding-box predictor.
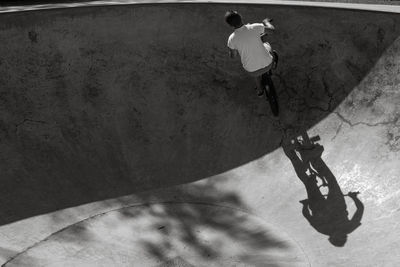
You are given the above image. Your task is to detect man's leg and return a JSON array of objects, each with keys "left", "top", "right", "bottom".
[
  {"left": 254, "top": 75, "right": 264, "bottom": 97},
  {"left": 262, "top": 71, "right": 273, "bottom": 94},
  {"left": 305, "top": 174, "right": 326, "bottom": 204},
  {"left": 251, "top": 64, "right": 272, "bottom": 97}
]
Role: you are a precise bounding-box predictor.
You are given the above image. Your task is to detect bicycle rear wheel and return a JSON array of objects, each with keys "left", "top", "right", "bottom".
[{"left": 264, "top": 74, "right": 279, "bottom": 116}]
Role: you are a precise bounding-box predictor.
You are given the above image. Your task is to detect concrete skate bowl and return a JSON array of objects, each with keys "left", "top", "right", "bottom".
[{"left": 0, "top": 2, "right": 399, "bottom": 266}]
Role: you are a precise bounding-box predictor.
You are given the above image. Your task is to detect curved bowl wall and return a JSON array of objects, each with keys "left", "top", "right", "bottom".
[{"left": 0, "top": 3, "right": 399, "bottom": 225}]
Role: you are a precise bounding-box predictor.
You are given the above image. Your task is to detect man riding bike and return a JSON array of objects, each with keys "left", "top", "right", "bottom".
[{"left": 225, "top": 10, "right": 277, "bottom": 97}]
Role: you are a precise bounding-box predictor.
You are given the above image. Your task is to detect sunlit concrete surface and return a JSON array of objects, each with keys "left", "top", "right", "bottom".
[{"left": 0, "top": 1, "right": 399, "bottom": 266}]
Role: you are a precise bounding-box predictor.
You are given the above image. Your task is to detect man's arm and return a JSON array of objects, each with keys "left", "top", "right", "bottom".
[
  {"left": 348, "top": 192, "right": 364, "bottom": 223},
  {"left": 260, "top": 19, "right": 275, "bottom": 43},
  {"left": 262, "top": 18, "right": 275, "bottom": 35},
  {"left": 227, "top": 36, "right": 238, "bottom": 59}
]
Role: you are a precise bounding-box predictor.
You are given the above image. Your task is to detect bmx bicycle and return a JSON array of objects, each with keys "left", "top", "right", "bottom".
[
  {"left": 260, "top": 18, "right": 279, "bottom": 117},
  {"left": 260, "top": 51, "right": 279, "bottom": 117}
]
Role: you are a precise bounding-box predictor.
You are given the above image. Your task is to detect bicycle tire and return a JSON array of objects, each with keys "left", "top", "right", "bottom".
[
  {"left": 271, "top": 50, "right": 279, "bottom": 70},
  {"left": 264, "top": 74, "right": 279, "bottom": 116}
]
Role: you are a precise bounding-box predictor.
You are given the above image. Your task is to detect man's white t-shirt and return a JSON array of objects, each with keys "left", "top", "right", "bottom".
[{"left": 227, "top": 23, "right": 273, "bottom": 72}]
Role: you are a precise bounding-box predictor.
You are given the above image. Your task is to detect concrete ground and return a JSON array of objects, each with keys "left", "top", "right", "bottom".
[{"left": 0, "top": 1, "right": 399, "bottom": 266}]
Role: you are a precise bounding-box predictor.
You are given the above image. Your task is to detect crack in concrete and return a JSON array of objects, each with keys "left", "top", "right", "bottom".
[
  {"left": 14, "top": 118, "right": 47, "bottom": 134},
  {"left": 333, "top": 112, "right": 399, "bottom": 128},
  {"left": 274, "top": 72, "right": 335, "bottom": 114},
  {"left": 331, "top": 121, "right": 344, "bottom": 141},
  {"left": 272, "top": 71, "right": 399, "bottom": 148}
]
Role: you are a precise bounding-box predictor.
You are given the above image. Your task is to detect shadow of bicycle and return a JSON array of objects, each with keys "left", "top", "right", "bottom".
[{"left": 282, "top": 130, "right": 364, "bottom": 247}]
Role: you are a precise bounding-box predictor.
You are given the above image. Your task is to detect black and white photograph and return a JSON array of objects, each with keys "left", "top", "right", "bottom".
[{"left": 0, "top": 0, "right": 399, "bottom": 266}]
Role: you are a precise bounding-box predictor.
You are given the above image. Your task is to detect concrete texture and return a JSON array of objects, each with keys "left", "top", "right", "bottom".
[
  {"left": 1, "top": 1, "right": 400, "bottom": 14},
  {"left": 0, "top": 1, "right": 399, "bottom": 266}
]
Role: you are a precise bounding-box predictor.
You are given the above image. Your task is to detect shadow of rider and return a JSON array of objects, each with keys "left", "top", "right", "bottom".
[{"left": 282, "top": 131, "right": 364, "bottom": 247}]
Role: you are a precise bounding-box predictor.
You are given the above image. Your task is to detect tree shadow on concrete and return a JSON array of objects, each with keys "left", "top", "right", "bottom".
[
  {"left": 3, "top": 180, "right": 302, "bottom": 266},
  {"left": 0, "top": 4, "right": 397, "bottom": 265},
  {"left": 282, "top": 130, "right": 364, "bottom": 247},
  {"left": 134, "top": 193, "right": 289, "bottom": 265}
]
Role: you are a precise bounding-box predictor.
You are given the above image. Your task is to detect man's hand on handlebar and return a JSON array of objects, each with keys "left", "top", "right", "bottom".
[
  {"left": 262, "top": 18, "right": 275, "bottom": 35},
  {"left": 347, "top": 191, "right": 360, "bottom": 198}
]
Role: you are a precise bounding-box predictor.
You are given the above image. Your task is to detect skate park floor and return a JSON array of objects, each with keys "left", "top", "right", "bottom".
[{"left": 0, "top": 1, "right": 399, "bottom": 266}]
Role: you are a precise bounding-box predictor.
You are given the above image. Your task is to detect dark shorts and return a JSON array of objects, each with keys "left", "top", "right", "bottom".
[{"left": 247, "top": 63, "right": 272, "bottom": 77}]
